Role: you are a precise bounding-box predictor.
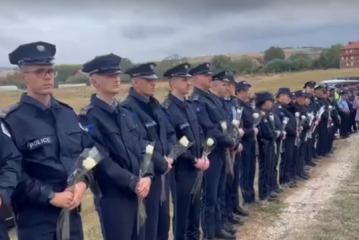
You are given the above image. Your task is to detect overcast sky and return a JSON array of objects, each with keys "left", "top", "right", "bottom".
[{"left": 0, "top": 0, "right": 358, "bottom": 67}]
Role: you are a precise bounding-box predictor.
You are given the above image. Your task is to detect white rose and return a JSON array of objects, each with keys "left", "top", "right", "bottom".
[
  {"left": 179, "top": 136, "right": 190, "bottom": 147},
  {"left": 82, "top": 157, "right": 97, "bottom": 170},
  {"left": 253, "top": 113, "right": 259, "bottom": 118},
  {"left": 206, "top": 138, "right": 214, "bottom": 146},
  {"left": 231, "top": 119, "right": 240, "bottom": 128},
  {"left": 146, "top": 145, "right": 154, "bottom": 154}
]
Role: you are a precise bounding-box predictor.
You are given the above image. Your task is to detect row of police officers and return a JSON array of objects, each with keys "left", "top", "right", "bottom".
[{"left": 0, "top": 41, "right": 341, "bottom": 240}]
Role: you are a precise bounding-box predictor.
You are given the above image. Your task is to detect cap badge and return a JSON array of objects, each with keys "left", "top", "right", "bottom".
[{"left": 37, "top": 45, "right": 45, "bottom": 52}]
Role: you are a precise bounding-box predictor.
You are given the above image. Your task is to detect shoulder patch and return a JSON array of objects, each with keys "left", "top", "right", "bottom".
[
  {"left": 161, "top": 99, "right": 172, "bottom": 109},
  {"left": 0, "top": 103, "right": 20, "bottom": 118},
  {"left": 1, "top": 122, "right": 11, "bottom": 138},
  {"left": 79, "top": 105, "right": 94, "bottom": 116},
  {"left": 190, "top": 94, "right": 200, "bottom": 101},
  {"left": 78, "top": 122, "right": 94, "bottom": 134}
]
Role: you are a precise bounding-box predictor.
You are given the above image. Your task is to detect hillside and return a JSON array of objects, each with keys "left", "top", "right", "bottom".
[{"left": 183, "top": 48, "right": 323, "bottom": 64}]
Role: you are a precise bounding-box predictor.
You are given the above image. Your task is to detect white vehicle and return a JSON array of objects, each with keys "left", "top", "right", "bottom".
[{"left": 320, "top": 79, "right": 359, "bottom": 85}]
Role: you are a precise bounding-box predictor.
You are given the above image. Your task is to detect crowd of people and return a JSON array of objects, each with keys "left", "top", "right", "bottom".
[{"left": 0, "top": 41, "right": 356, "bottom": 240}]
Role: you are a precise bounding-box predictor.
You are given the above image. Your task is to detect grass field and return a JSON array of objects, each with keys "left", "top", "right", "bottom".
[
  {"left": 1, "top": 68, "right": 359, "bottom": 112},
  {"left": 4, "top": 68, "right": 359, "bottom": 240}
]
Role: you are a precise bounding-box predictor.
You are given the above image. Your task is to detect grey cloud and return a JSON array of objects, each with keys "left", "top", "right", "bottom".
[
  {"left": 121, "top": 24, "right": 181, "bottom": 40},
  {"left": 1, "top": 0, "right": 359, "bottom": 66}
]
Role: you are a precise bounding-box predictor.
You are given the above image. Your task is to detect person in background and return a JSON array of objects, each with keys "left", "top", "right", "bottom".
[
  {"left": 347, "top": 91, "right": 357, "bottom": 133},
  {"left": 338, "top": 91, "right": 350, "bottom": 139},
  {"left": 353, "top": 92, "right": 359, "bottom": 128}
]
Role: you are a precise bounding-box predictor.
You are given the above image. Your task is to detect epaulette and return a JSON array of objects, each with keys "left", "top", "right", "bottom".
[
  {"left": 190, "top": 94, "right": 200, "bottom": 101},
  {"left": 57, "top": 100, "right": 73, "bottom": 110},
  {"left": 79, "top": 105, "right": 94, "bottom": 116},
  {"left": 161, "top": 99, "right": 172, "bottom": 109},
  {"left": 0, "top": 103, "right": 20, "bottom": 118}
]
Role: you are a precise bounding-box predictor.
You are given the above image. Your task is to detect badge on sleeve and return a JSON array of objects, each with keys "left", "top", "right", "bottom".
[
  {"left": 78, "top": 122, "right": 88, "bottom": 132},
  {"left": 1, "top": 122, "right": 11, "bottom": 138}
]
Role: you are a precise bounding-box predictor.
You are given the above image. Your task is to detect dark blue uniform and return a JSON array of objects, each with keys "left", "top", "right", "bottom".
[
  {"left": 162, "top": 63, "right": 203, "bottom": 240},
  {"left": 4, "top": 41, "right": 94, "bottom": 240},
  {"left": 2, "top": 95, "right": 94, "bottom": 240},
  {"left": 79, "top": 54, "right": 151, "bottom": 240},
  {"left": 255, "top": 93, "right": 277, "bottom": 200},
  {"left": 273, "top": 88, "right": 297, "bottom": 186},
  {"left": 122, "top": 63, "right": 176, "bottom": 240},
  {"left": 0, "top": 120, "right": 22, "bottom": 240},
  {"left": 189, "top": 63, "right": 238, "bottom": 240},
  {"left": 235, "top": 81, "right": 256, "bottom": 204}
]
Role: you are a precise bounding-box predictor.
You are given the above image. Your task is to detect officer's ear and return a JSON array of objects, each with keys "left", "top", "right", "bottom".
[{"left": 90, "top": 75, "right": 99, "bottom": 89}]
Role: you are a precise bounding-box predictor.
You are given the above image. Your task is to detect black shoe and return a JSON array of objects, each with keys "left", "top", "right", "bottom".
[
  {"left": 267, "top": 195, "right": 277, "bottom": 202},
  {"left": 215, "top": 229, "right": 236, "bottom": 239},
  {"left": 223, "top": 224, "right": 236, "bottom": 234},
  {"left": 307, "top": 161, "right": 316, "bottom": 167},
  {"left": 298, "top": 174, "right": 309, "bottom": 180},
  {"left": 270, "top": 191, "right": 279, "bottom": 198},
  {"left": 234, "top": 206, "right": 249, "bottom": 217},
  {"left": 289, "top": 181, "right": 297, "bottom": 188},
  {"left": 274, "top": 187, "right": 284, "bottom": 194},
  {"left": 228, "top": 215, "right": 244, "bottom": 225}
]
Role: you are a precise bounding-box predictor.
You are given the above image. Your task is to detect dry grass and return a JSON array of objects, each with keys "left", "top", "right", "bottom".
[
  {"left": 4, "top": 68, "right": 359, "bottom": 240},
  {"left": 2, "top": 69, "right": 359, "bottom": 112},
  {"left": 292, "top": 156, "right": 359, "bottom": 240}
]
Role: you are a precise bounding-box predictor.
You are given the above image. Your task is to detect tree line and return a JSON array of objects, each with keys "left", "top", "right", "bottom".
[{"left": 0, "top": 44, "right": 343, "bottom": 88}]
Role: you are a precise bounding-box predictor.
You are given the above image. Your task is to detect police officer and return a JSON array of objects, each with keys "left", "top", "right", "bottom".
[
  {"left": 304, "top": 81, "right": 318, "bottom": 162},
  {"left": 79, "top": 54, "right": 155, "bottom": 240},
  {"left": 0, "top": 120, "right": 22, "bottom": 240},
  {"left": 211, "top": 72, "right": 243, "bottom": 232},
  {"left": 273, "top": 88, "right": 297, "bottom": 187},
  {"left": 255, "top": 92, "right": 278, "bottom": 201},
  {"left": 190, "top": 63, "right": 240, "bottom": 240},
  {"left": 223, "top": 74, "right": 248, "bottom": 217},
  {"left": 3, "top": 41, "right": 93, "bottom": 240},
  {"left": 122, "top": 63, "right": 176, "bottom": 240},
  {"left": 314, "top": 85, "right": 330, "bottom": 157},
  {"left": 161, "top": 63, "right": 209, "bottom": 240},
  {"left": 291, "top": 90, "right": 310, "bottom": 180},
  {"left": 235, "top": 81, "right": 257, "bottom": 204}
]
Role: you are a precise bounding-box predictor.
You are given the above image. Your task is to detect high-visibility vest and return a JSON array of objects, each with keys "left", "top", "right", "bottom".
[{"left": 335, "top": 92, "right": 339, "bottom": 102}]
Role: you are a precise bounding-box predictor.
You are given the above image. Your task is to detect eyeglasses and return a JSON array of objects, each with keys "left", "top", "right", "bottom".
[{"left": 23, "top": 68, "right": 58, "bottom": 79}]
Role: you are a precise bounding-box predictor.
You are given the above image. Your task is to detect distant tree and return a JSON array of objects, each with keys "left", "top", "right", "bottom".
[
  {"left": 318, "top": 44, "right": 342, "bottom": 69},
  {"left": 288, "top": 53, "right": 310, "bottom": 61},
  {"left": 290, "top": 57, "right": 313, "bottom": 71},
  {"left": 55, "top": 65, "right": 82, "bottom": 84},
  {"left": 263, "top": 59, "right": 292, "bottom": 73},
  {"left": 65, "top": 76, "right": 89, "bottom": 84},
  {"left": 232, "top": 56, "right": 256, "bottom": 73},
  {"left": 211, "top": 55, "right": 233, "bottom": 72},
  {"left": 264, "top": 46, "right": 285, "bottom": 62},
  {"left": 120, "top": 58, "right": 134, "bottom": 71}
]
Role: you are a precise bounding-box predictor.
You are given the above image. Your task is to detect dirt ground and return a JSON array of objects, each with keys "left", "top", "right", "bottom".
[
  {"left": 235, "top": 134, "right": 359, "bottom": 240},
  {"left": 8, "top": 135, "right": 359, "bottom": 240}
]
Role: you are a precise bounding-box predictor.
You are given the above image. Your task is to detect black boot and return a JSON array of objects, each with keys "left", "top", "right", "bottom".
[{"left": 233, "top": 206, "right": 249, "bottom": 217}]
